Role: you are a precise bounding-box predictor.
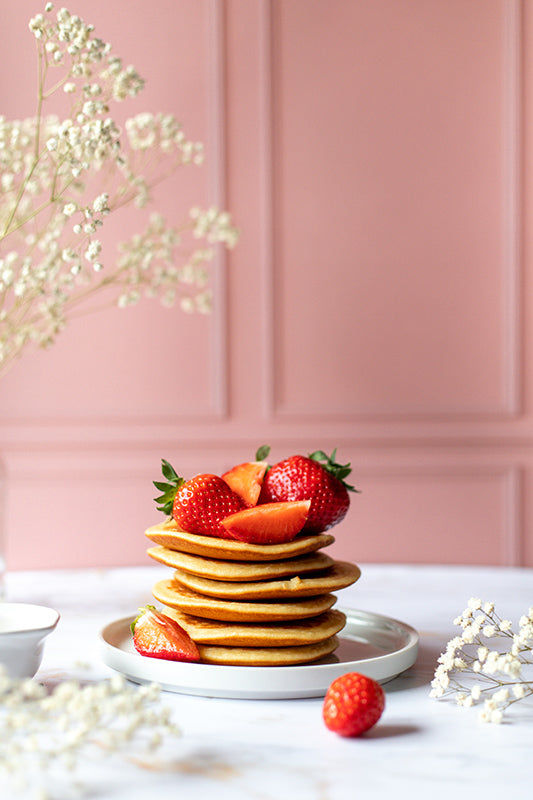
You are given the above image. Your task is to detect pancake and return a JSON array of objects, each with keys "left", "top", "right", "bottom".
[
  {"left": 152, "top": 578, "right": 337, "bottom": 622},
  {"left": 145, "top": 520, "right": 335, "bottom": 561},
  {"left": 196, "top": 636, "right": 340, "bottom": 666},
  {"left": 171, "top": 561, "right": 361, "bottom": 601},
  {"left": 147, "top": 545, "right": 335, "bottom": 581},
  {"left": 162, "top": 607, "right": 347, "bottom": 646}
]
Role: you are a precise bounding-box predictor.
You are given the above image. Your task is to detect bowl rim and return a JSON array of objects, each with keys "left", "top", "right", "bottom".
[{"left": 0, "top": 602, "right": 60, "bottom": 636}]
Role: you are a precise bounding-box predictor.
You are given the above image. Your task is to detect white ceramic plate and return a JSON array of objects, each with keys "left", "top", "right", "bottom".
[{"left": 100, "top": 609, "right": 419, "bottom": 699}]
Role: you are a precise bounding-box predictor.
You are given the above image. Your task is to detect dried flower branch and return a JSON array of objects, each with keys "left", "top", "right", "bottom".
[
  {"left": 0, "top": 4, "right": 238, "bottom": 377},
  {"left": 0, "top": 666, "right": 180, "bottom": 797},
  {"left": 430, "top": 597, "right": 533, "bottom": 723}
]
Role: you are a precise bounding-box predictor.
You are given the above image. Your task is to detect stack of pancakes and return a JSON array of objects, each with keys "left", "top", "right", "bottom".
[{"left": 144, "top": 519, "right": 361, "bottom": 666}]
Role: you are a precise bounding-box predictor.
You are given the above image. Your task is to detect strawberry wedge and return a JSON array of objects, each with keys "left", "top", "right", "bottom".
[
  {"left": 132, "top": 606, "right": 200, "bottom": 662},
  {"left": 221, "top": 460, "right": 268, "bottom": 507},
  {"left": 220, "top": 500, "right": 311, "bottom": 545}
]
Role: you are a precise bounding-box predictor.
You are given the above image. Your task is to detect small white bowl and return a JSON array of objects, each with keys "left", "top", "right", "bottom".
[{"left": 0, "top": 603, "right": 60, "bottom": 679}]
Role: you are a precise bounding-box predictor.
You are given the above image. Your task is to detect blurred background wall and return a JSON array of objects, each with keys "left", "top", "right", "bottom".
[{"left": 1, "top": 0, "right": 532, "bottom": 569}]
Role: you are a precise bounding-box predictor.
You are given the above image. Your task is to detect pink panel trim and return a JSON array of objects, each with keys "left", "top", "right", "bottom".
[
  {"left": 208, "top": 0, "right": 230, "bottom": 417},
  {"left": 501, "top": 0, "right": 523, "bottom": 416},
  {"left": 259, "top": 0, "right": 276, "bottom": 418}
]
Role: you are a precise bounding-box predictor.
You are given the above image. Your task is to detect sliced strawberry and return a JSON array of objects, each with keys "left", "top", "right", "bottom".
[
  {"left": 221, "top": 461, "right": 268, "bottom": 507},
  {"left": 153, "top": 460, "right": 245, "bottom": 538},
  {"left": 132, "top": 605, "right": 200, "bottom": 662},
  {"left": 220, "top": 500, "right": 311, "bottom": 544}
]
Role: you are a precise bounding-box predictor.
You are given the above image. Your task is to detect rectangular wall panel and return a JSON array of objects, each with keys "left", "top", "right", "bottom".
[
  {"left": 328, "top": 466, "right": 519, "bottom": 567},
  {"left": 268, "top": 0, "right": 521, "bottom": 418},
  {"left": 0, "top": 0, "right": 228, "bottom": 422}
]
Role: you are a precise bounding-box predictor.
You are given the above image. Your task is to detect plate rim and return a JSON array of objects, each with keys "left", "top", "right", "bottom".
[{"left": 99, "top": 607, "right": 419, "bottom": 699}]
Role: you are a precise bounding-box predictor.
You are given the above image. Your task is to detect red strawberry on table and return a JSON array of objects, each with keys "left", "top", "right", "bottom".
[
  {"left": 323, "top": 672, "right": 385, "bottom": 737},
  {"left": 259, "top": 448, "right": 358, "bottom": 533},
  {"left": 131, "top": 605, "right": 200, "bottom": 662},
  {"left": 154, "top": 460, "right": 245, "bottom": 538}
]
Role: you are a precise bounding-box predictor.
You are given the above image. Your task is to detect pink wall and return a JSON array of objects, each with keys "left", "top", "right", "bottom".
[{"left": 1, "top": 0, "right": 531, "bottom": 570}]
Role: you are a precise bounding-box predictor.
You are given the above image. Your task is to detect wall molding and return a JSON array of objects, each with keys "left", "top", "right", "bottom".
[
  {"left": 0, "top": 0, "right": 231, "bottom": 430},
  {"left": 261, "top": 0, "right": 524, "bottom": 422},
  {"left": 259, "top": 0, "right": 276, "bottom": 419},
  {"left": 207, "top": 0, "right": 230, "bottom": 418},
  {"left": 354, "top": 463, "right": 522, "bottom": 567},
  {"left": 501, "top": 0, "right": 523, "bottom": 416},
  {"left": 6, "top": 454, "right": 521, "bottom": 566},
  {"left": 502, "top": 465, "right": 523, "bottom": 566}
]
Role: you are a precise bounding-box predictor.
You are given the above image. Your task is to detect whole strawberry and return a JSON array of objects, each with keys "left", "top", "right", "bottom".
[
  {"left": 259, "top": 448, "right": 358, "bottom": 533},
  {"left": 323, "top": 672, "right": 385, "bottom": 737},
  {"left": 154, "top": 459, "right": 245, "bottom": 538}
]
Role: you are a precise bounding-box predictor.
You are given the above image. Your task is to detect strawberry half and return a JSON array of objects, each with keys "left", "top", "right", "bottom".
[
  {"left": 153, "top": 460, "right": 245, "bottom": 538},
  {"left": 220, "top": 500, "right": 311, "bottom": 544},
  {"left": 131, "top": 606, "right": 200, "bottom": 662},
  {"left": 259, "top": 448, "right": 358, "bottom": 533}
]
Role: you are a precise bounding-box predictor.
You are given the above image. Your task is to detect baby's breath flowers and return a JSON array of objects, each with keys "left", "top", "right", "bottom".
[
  {"left": 430, "top": 598, "right": 533, "bottom": 723},
  {"left": 0, "top": 666, "right": 180, "bottom": 797},
  {"left": 0, "top": 4, "right": 238, "bottom": 377}
]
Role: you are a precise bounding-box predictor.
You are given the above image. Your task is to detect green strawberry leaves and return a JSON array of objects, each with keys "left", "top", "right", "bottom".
[
  {"left": 308, "top": 448, "right": 359, "bottom": 492},
  {"left": 153, "top": 459, "right": 185, "bottom": 516}
]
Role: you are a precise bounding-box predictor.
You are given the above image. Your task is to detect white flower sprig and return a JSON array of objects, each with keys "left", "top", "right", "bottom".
[
  {"left": 0, "top": 666, "right": 180, "bottom": 797},
  {"left": 0, "top": 4, "right": 239, "bottom": 377},
  {"left": 430, "top": 597, "right": 533, "bottom": 723}
]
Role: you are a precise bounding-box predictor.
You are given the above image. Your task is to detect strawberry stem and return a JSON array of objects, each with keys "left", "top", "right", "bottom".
[
  {"left": 255, "top": 445, "right": 271, "bottom": 462},
  {"left": 153, "top": 459, "right": 185, "bottom": 516}
]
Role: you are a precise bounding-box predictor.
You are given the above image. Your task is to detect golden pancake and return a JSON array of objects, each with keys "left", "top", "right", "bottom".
[
  {"left": 162, "top": 607, "right": 347, "bottom": 647},
  {"left": 171, "top": 561, "right": 361, "bottom": 601},
  {"left": 147, "top": 545, "right": 335, "bottom": 581},
  {"left": 145, "top": 520, "right": 334, "bottom": 561},
  {"left": 197, "top": 636, "right": 340, "bottom": 666},
  {"left": 152, "top": 578, "right": 337, "bottom": 622}
]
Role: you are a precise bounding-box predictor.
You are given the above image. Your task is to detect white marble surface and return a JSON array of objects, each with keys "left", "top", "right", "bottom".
[{"left": 3, "top": 563, "right": 533, "bottom": 799}]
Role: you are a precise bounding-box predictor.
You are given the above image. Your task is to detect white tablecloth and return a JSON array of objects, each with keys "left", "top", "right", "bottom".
[{"left": 4, "top": 563, "right": 533, "bottom": 799}]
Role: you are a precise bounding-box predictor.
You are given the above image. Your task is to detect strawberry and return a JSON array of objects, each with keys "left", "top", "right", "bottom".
[
  {"left": 221, "top": 460, "right": 268, "bottom": 507},
  {"left": 131, "top": 605, "right": 200, "bottom": 662},
  {"left": 322, "top": 672, "right": 385, "bottom": 737},
  {"left": 259, "top": 448, "right": 358, "bottom": 533},
  {"left": 153, "top": 460, "right": 245, "bottom": 538},
  {"left": 220, "top": 500, "right": 311, "bottom": 544}
]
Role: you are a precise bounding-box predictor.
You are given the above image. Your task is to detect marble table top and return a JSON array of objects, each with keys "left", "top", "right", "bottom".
[{"left": 3, "top": 563, "right": 533, "bottom": 799}]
